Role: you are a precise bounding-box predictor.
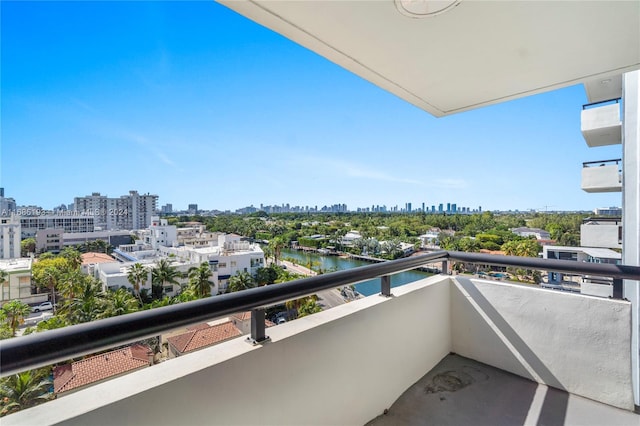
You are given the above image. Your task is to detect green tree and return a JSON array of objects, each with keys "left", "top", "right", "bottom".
[
  {"left": 255, "top": 266, "right": 279, "bottom": 286},
  {"left": 151, "top": 259, "right": 180, "bottom": 300},
  {"left": 127, "top": 263, "right": 148, "bottom": 305},
  {"left": 61, "top": 278, "right": 105, "bottom": 324},
  {"left": 228, "top": 271, "right": 256, "bottom": 293},
  {"left": 1, "top": 300, "right": 32, "bottom": 337},
  {"left": 187, "top": 262, "right": 213, "bottom": 298},
  {"left": 0, "top": 369, "right": 52, "bottom": 416},
  {"left": 20, "top": 238, "right": 36, "bottom": 257},
  {"left": 268, "top": 236, "right": 286, "bottom": 266},
  {"left": 297, "top": 297, "right": 322, "bottom": 318},
  {"left": 60, "top": 247, "right": 82, "bottom": 270},
  {"left": 101, "top": 288, "right": 139, "bottom": 318},
  {"left": 0, "top": 270, "right": 7, "bottom": 298}
]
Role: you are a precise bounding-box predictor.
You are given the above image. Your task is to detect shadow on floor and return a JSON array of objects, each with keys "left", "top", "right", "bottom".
[{"left": 366, "top": 354, "right": 638, "bottom": 426}]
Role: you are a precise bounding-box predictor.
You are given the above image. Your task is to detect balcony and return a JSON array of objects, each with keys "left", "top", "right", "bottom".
[
  {"left": 581, "top": 100, "right": 622, "bottom": 147},
  {"left": 581, "top": 159, "right": 622, "bottom": 193},
  {"left": 581, "top": 217, "right": 623, "bottom": 249},
  {"left": 2, "top": 252, "right": 639, "bottom": 425}
]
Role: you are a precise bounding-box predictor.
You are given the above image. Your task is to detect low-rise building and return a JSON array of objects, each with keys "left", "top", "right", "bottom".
[
  {"left": 542, "top": 245, "right": 622, "bottom": 298},
  {"left": 35, "top": 228, "right": 64, "bottom": 254},
  {"left": 510, "top": 227, "right": 551, "bottom": 240},
  {"left": 53, "top": 344, "right": 153, "bottom": 396},
  {"left": 166, "top": 321, "right": 242, "bottom": 358},
  {"left": 0, "top": 257, "right": 46, "bottom": 306},
  {"left": 80, "top": 252, "right": 117, "bottom": 276}
]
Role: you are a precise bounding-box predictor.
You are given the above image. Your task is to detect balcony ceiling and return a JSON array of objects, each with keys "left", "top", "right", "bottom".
[{"left": 218, "top": 0, "right": 640, "bottom": 117}]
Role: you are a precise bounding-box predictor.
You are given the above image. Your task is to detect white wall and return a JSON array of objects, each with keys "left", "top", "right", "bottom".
[
  {"left": 9, "top": 277, "right": 451, "bottom": 426},
  {"left": 581, "top": 223, "right": 622, "bottom": 249},
  {"left": 451, "top": 277, "right": 633, "bottom": 410}
]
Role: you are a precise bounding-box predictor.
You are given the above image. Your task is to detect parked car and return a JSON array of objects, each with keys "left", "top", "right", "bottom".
[{"left": 32, "top": 302, "right": 53, "bottom": 312}]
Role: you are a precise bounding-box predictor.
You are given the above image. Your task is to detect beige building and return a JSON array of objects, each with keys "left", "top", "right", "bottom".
[{"left": 0, "top": 257, "right": 46, "bottom": 306}]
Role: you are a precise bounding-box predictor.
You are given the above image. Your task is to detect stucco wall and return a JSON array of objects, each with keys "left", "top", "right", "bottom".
[
  {"left": 7, "top": 276, "right": 451, "bottom": 426},
  {"left": 451, "top": 277, "right": 633, "bottom": 410}
]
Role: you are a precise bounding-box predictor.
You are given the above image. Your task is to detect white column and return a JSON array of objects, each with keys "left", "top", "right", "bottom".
[{"left": 623, "top": 70, "right": 640, "bottom": 410}]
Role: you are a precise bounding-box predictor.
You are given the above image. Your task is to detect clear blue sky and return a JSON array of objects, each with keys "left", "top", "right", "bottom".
[{"left": 1, "top": 1, "right": 622, "bottom": 212}]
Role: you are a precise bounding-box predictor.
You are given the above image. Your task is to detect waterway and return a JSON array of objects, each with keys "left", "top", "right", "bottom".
[{"left": 282, "top": 249, "right": 433, "bottom": 297}]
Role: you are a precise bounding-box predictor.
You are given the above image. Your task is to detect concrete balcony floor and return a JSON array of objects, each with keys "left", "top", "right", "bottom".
[{"left": 367, "top": 354, "right": 639, "bottom": 426}]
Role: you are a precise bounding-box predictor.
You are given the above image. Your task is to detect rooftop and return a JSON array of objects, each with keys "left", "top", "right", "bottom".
[
  {"left": 166, "top": 321, "right": 243, "bottom": 355},
  {"left": 53, "top": 344, "right": 152, "bottom": 395},
  {"left": 80, "top": 252, "right": 116, "bottom": 265}
]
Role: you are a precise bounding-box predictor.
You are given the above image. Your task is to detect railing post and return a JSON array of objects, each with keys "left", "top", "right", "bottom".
[
  {"left": 248, "top": 308, "right": 270, "bottom": 345},
  {"left": 380, "top": 275, "right": 391, "bottom": 297},
  {"left": 441, "top": 260, "right": 449, "bottom": 275},
  {"left": 613, "top": 278, "right": 623, "bottom": 300}
]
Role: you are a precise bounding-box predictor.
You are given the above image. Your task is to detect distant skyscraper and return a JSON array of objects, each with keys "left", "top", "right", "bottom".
[
  {"left": 438, "top": 204, "right": 443, "bottom": 212},
  {"left": 452, "top": 203, "right": 457, "bottom": 213},
  {"left": 188, "top": 204, "right": 198, "bottom": 214},
  {"left": 161, "top": 204, "right": 173, "bottom": 214}
]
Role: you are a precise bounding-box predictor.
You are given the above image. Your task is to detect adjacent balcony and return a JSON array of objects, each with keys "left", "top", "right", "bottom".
[
  {"left": 2, "top": 252, "right": 639, "bottom": 425},
  {"left": 581, "top": 99, "right": 622, "bottom": 147},
  {"left": 581, "top": 159, "right": 622, "bottom": 193},
  {"left": 581, "top": 217, "right": 623, "bottom": 249}
]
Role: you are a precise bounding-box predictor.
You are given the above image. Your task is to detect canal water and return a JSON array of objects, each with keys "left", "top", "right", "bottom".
[{"left": 282, "top": 249, "right": 433, "bottom": 297}]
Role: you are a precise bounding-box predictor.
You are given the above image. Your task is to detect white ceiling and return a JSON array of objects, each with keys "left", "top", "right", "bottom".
[{"left": 218, "top": 0, "right": 640, "bottom": 117}]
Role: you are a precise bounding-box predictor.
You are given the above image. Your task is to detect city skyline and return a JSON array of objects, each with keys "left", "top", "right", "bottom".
[{"left": 1, "top": 1, "right": 623, "bottom": 212}]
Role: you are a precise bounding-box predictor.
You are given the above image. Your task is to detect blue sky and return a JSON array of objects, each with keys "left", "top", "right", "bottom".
[{"left": 1, "top": 1, "right": 622, "bottom": 212}]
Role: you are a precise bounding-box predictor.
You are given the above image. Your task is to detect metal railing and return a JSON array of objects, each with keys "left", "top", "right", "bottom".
[
  {"left": 582, "top": 98, "right": 621, "bottom": 110},
  {"left": 2, "top": 251, "right": 640, "bottom": 377},
  {"left": 583, "top": 158, "right": 622, "bottom": 168}
]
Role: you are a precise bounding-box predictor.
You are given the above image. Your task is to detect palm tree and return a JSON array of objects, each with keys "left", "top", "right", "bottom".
[
  {"left": 127, "top": 263, "right": 148, "bottom": 305},
  {"left": 268, "top": 237, "right": 286, "bottom": 266},
  {"left": 62, "top": 278, "right": 105, "bottom": 324},
  {"left": 187, "top": 262, "right": 213, "bottom": 298},
  {"left": 0, "top": 369, "right": 52, "bottom": 416},
  {"left": 40, "top": 266, "right": 59, "bottom": 314},
  {"left": 297, "top": 297, "right": 322, "bottom": 318},
  {"left": 1, "top": 300, "right": 32, "bottom": 337},
  {"left": 60, "top": 247, "right": 82, "bottom": 270},
  {"left": 227, "top": 271, "right": 256, "bottom": 293},
  {"left": 151, "top": 259, "right": 180, "bottom": 300},
  {"left": 101, "top": 288, "right": 139, "bottom": 318},
  {"left": 57, "top": 269, "right": 85, "bottom": 302}
]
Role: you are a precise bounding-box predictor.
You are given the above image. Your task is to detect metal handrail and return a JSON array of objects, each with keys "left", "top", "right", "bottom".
[
  {"left": 582, "top": 98, "right": 621, "bottom": 109},
  {"left": 582, "top": 158, "right": 622, "bottom": 167},
  {"left": 1, "top": 250, "right": 639, "bottom": 377}
]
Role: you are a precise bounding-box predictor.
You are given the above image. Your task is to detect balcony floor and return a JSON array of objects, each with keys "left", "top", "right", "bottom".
[{"left": 366, "top": 354, "right": 639, "bottom": 426}]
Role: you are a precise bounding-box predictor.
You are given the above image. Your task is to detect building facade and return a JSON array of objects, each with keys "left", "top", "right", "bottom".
[{"left": 0, "top": 215, "right": 21, "bottom": 259}]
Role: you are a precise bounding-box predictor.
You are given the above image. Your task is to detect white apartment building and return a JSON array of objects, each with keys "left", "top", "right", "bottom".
[
  {"left": 137, "top": 217, "right": 177, "bottom": 250},
  {"left": 74, "top": 190, "right": 158, "bottom": 231},
  {"left": 0, "top": 215, "right": 21, "bottom": 259},
  {"left": 0, "top": 257, "right": 46, "bottom": 306},
  {"left": 94, "top": 258, "right": 194, "bottom": 297},
  {"left": 95, "top": 234, "right": 265, "bottom": 296},
  {"left": 159, "top": 234, "right": 265, "bottom": 293}
]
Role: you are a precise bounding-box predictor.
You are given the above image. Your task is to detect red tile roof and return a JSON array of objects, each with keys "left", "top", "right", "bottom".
[
  {"left": 167, "top": 321, "right": 242, "bottom": 355},
  {"left": 81, "top": 252, "right": 116, "bottom": 265},
  {"left": 53, "top": 344, "right": 152, "bottom": 394},
  {"left": 232, "top": 311, "right": 276, "bottom": 327}
]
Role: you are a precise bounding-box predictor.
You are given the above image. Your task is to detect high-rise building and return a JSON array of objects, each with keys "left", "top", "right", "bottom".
[
  {"left": 0, "top": 188, "right": 17, "bottom": 217},
  {"left": 74, "top": 191, "right": 158, "bottom": 231},
  {"left": 0, "top": 215, "right": 21, "bottom": 259}
]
